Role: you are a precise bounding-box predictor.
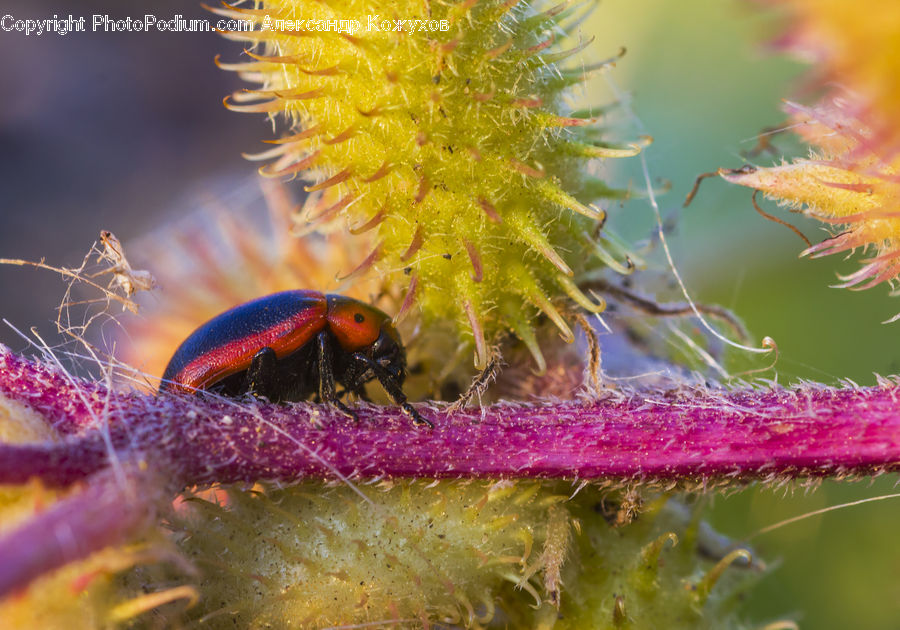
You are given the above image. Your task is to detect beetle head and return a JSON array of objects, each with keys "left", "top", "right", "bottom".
[{"left": 370, "top": 323, "right": 406, "bottom": 384}]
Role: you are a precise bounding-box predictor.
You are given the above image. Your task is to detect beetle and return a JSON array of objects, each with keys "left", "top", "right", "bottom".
[{"left": 159, "top": 290, "right": 431, "bottom": 427}]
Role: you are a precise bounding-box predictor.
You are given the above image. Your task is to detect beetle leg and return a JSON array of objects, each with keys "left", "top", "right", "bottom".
[
  {"left": 352, "top": 353, "right": 433, "bottom": 428},
  {"left": 353, "top": 385, "right": 373, "bottom": 402},
  {"left": 340, "top": 361, "right": 374, "bottom": 402},
  {"left": 317, "top": 332, "right": 358, "bottom": 421},
  {"left": 336, "top": 387, "right": 372, "bottom": 403},
  {"left": 247, "top": 346, "right": 280, "bottom": 401}
]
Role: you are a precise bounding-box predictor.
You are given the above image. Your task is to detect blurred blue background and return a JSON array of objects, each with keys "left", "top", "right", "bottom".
[{"left": 1, "top": 0, "right": 899, "bottom": 627}]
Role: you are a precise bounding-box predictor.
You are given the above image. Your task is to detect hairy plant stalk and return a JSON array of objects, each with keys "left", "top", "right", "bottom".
[
  {"left": 0, "top": 462, "right": 159, "bottom": 599},
  {"left": 2, "top": 349, "right": 899, "bottom": 488}
]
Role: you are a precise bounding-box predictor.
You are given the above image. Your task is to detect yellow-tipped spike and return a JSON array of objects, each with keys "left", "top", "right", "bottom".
[
  {"left": 694, "top": 548, "right": 752, "bottom": 604},
  {"left": 393, "top": 273, "right": 418, "bottom": 324},
  {"left": 514, "top": 269, "right": 574, "bottom": 342},
  {"left": 557, "top": 274, "right": 605, "bottom": 312},
  {"left": 109, "top": 587, "right": 200, "bottom": 623},
  {"left": 223, "top": 95, "right": 284, "bottom": 114},
  {"left": 464, "top": 299, "right": 489, "bottom": 369},
  {"left": 401, "top": 225, "right": 425, "bottom": 262},
  {"left": 503, "top": 571, "right": 542, "bottom": 608},
  {"left": 241, "top": 144, "right": 292, "bottom": 161},
  {"left": 463, "top": 238, "right": 484, "bottom": 282},
  {"left": 537, "top": 181, "right": 604, "bottom": 220},
  {"left": 261, "top": 124, "right": 322, "bottom": 144},
  {"left": 337, "top": 242, "right": 381, "bottom": 281},
  {"left": 304, "top": 168, "right": 352, "bottom": 192},
  {"left": 633, "top": 531, "right": 678, "bottom": 593},
  {"left": 562, "top": 140, "right": 644, "bottom": 158},
  {"left": 641, "top": 531, "right": 678, "bottom": 567},
  {"left": 507, "top": 210, "right": 573, "bottom": 276},
  {"left": 213, "top": 54, "right": 269, "bottom": 72},
  {"left": 501, "top": 298, "right": 547, "bottom": 373},
  {"left": 540, "top": 36, "right": 595, "bottom": 65},
  {"left": 258, "top": 150, "right": 321, "bottom": 177},
  {"left": 612, "top": 594, "right": 628, "bottom": 627},
  {"left": 588, "top": 235, "right": 635, "bottom": 275}
]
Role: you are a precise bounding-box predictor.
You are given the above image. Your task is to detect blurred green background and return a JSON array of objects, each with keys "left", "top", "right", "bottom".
[
  {"left": 1, "top": 0, "right": 899, "bottom": 628},
  {"left": 586, "top": 2, "right": 900, "bottom": 629}
]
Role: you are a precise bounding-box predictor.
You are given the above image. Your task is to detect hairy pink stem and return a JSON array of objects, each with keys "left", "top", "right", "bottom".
[
  {"left": 0, "top": 439, "right": 111, "bottom": 486},
  {"left": 2, "top": 350, "right": 899, "bottom": 486},
  {"left": 0, "top": 462, "right": 159, "bottom": 599}
]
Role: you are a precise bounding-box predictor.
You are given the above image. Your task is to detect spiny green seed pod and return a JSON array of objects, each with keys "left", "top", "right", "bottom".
[
  {"left": 169, "top": 480, "right": 573, "bottom": 627},
  {"left": 559, "top": 495, "right": 757, "bottom": 629},
  {"left": 215, "top": 0, "right": 640, "bottom": 369},
  {"left": 161, "top": 482, "right": 757, "bottom": 628}
]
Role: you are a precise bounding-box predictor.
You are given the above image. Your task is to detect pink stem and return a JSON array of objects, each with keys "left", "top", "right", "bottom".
[
  {"left": 1, "top": 350, "right": 899, "bottom": 486},
  {"left": 0, "top": 462, "right": 158, "bottom": 599},
  {"left": 0, "top": 439, "right": 111, "bottom": 486}
]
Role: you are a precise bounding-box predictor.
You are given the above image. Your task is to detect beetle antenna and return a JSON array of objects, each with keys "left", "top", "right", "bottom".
[{"left": 353, "top": 353, "right": 433, "bottom": 428}]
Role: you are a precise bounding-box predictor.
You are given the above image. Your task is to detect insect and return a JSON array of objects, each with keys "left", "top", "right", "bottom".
[{"left": 159, "top": 290, "right": 431, "bottom": 427}]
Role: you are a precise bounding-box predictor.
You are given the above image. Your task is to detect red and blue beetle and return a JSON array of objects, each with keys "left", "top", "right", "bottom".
[{"left": 159, "top": 290, "right": 431, "bottom": 427}]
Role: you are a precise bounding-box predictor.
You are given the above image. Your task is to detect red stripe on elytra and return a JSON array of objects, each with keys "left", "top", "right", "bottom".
[{"left": 174, "top": 302, "right": 328, "bottom": 391}]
